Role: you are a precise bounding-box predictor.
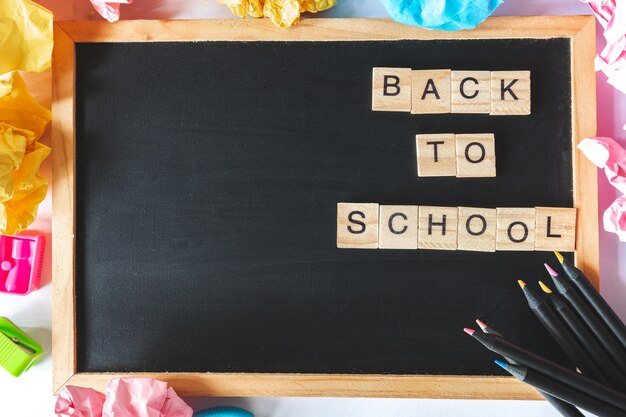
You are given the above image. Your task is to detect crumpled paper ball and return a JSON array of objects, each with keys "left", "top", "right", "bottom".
[
  {"left": 218, "top": 0, "right": 336, "bottom": 27},
  {"left": 55, "top": 386, "right": 106, "bottom": 417},
  {"left": 0, "top": 70, "right": 51, "bottom": 140},
  {"left": 0, "top": 0, "right": 53, "bottom": 74},
  {"left": 379, "top": 0, "right": 504, "bottom": 31},
  {"left": 55, "top": 378, "right": 193, "bottom": 417},
  {"left": 0, "top": 123, "right": 29, "bottom": 203},
  {"left": 582, "top": 0, "right": 626, "bottom": 94},
  {"left": 578, "top": 136, "right": 626, "bottom": 242},
  {"left": 0, "top": 72, "right": 51, "bottom": 235},
  {"left": 102, "top": 378, "right": 192, "bottom": 417},
  {"left": 89, "top": 1, "right": 134, "bottom": 23},
  {"left": 603, "top": 195, "right": 626, "bottom": 241},
  {"left": 578, "top": 136, "right": 626, "bottom": 195}
]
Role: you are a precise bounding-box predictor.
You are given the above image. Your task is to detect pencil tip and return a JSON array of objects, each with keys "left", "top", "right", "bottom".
[
  {"left": 554, "top": 251, "right": 564, "bottom": 264},
  {"left": 494, "top": 359, "right": 508, "bottom": 370},
  {"left": 517, "top": 280, "right": 526, "bottom": 289},
  {"left": 463, "top": 328, "right": 475, "bottom": 336},
  {"left": 544, "top": 263, "right": 558, "bottom": 277},
  {"left": 475, "top": 319, "right": 488, "bottom": 330},
  {"left": 538, "top": 281, "right": 552, "bottom": 294}
]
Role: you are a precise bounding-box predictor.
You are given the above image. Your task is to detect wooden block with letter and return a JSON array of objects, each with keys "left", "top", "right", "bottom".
[
  {"left": 416, "top": 133, "right": 456, "bottom": 177},
  {"left": 535, "top": 207, "right": 577, "bottom": 251},
  {"left": 418, "top": 206, "right": 458, "bottom": 250},
  {"left": 496, "top": 208, "right": 537, "bottom": 251},
  {"left": 337, "top": 203, "right": 379, "bottom": 248},
  {"left": 458, "top": 207, "right": 497, "bottom": 252},
  {"left": 451, "top": 71, "right": 491, "bottom": 113},
  {"left": 379, "top": 205, "right": 418, "bottom": 249},
  {"left": 455, "top": 133, "right": 496, "bottom": 177},
  {"left": 490, "top": 71, "right": 531, "bottom": 115},
  {"left": 372, "top": 67, "right": 412, "bottom": 112},
  {"left": 411, "top": 69, "right": 451, "bottom": 114}
]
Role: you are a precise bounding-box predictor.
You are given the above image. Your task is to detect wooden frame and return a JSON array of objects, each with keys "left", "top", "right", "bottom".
[{"left": 52, "top": 16, "right": 598, "bottom": 399}]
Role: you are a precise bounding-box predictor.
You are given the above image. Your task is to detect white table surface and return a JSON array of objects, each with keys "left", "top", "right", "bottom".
[{"left": 1, "top": 0, "right": 624, "bottom": 415}]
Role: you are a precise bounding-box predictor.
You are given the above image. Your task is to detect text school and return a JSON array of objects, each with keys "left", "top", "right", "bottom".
[{"left": 337, "top": 203, "right": 576, "bottom": 252}]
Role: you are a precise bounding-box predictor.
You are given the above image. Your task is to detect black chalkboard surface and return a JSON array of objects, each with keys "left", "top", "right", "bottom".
[
  {"left": 52, "top": 17, "right": 599, "bottom": 398},
  {"left": 75, "top": 38, "right": 572, "bottom": 374}
]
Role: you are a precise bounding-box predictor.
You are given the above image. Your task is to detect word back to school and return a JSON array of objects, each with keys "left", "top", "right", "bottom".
[{"left": 350, "top": 67, "right": 575, "bottom": 252}]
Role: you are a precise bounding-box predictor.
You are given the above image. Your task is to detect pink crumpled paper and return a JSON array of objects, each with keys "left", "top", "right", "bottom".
[
  {"left": 89, "top": 0, "right": 133, "bottom": 22},
  {"left": 55, "top": 386, "right": 105, "bottom": 417},
  {"left": 54, "top": 378, "right": 192, "bottom": 417},
  {"left": 103, "top": 378, "right": 192, "bottom": 417},
  {"left": 578, "top": 135, "right": 626, "bottom": 241},
  {"left": 582, "top": 0, "right": 626, "bottom": 94},
  {"left": 603, "top": 195, "right": 626, "bottom": 241},
  {"left": 578, "top": 136, "right": 626, "bottom": 194}
]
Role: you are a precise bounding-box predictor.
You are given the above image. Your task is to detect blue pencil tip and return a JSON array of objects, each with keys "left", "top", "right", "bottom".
[{"left": 494, "top": 359, "right": 508, "bottom": 369}]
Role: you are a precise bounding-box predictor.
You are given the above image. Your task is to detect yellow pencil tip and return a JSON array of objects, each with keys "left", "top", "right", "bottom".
[
  {"left": 538, "top": 281, "right": 552, "bottom": 294},
  {"left": 517, "top": 280, "right": 526, "bottom": 288},
  {"left": 554, "top": 251, "right": 564, "bottom": 264}
]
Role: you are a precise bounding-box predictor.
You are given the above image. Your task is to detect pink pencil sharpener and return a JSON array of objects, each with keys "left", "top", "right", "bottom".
[{"left": 0, "top": 235, "right": 45, "bottom": 296}]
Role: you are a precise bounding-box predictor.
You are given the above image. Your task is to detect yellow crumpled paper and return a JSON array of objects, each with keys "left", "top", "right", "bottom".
[
  {"left": 0, "top": 71, "right": 51, "bottom": 140},
  {"left": 0, "top": 0, "right": 53, "bottom": 74},
  {"left": 219, "top": 0, "right": 336, "bottom": 27},
  {"left": 0, "top": 123, "right": 29, "bottom": 203},
  {"left": 0, "top": 172, "right": 48, "bottom": 236},
  {"left": 0, "top": 72, "right": 51, "bottom": 235}
]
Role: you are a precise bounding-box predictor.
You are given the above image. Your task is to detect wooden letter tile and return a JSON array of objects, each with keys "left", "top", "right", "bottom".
[
  {"left": 416, "top": 133, "right": 456, "bottom": 177},
  {"left": 458, "top": 207, "right": 496, "bottom": 252},
  {"left": 418, "top": 206, "right": 458, "bottom": 250},
  {"left": 535, "top": 207, "right": 576, "bottom": 251},
  {"left": 496, "top": 208, "right": 536, "bottom": 251},
  {"left": 455, "top": 133, "right": 496, "bottom": 178},
  {"left": 451, "top": 71, "right": 491, "bottom": 113},
  {"left": 411, "top": 69, "right": 451, "bottom": 114},
  {"left": 490, "top": 71, "right": 531, "bottom": 115},
  {"left": 379, "top": 205, "right": 418, "bottom": 249},
  {"left": 372, "top": 67, "right": 412, "bottom": 112},
  {"left": 337, "top": 203, "right": 379, "bottom": 249}
]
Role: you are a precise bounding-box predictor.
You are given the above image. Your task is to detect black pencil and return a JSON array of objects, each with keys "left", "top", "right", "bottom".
[
  {"left": 543, "top": 394, "right": 587, "bottom": 417},
  {"left": 517, "top": 280, "right": 609, "bottom": 383},
  {"left": 475, "top": 320, "right": 585, "bottom": 417},
  {"left": 539, "top": 280, "right": 626, "bottom": 390},
  {"left": 555, "top": 251, "right": 626, "bottom": 352},
  {"left": 495, "top": 360, "right": 626, "bottom": 417},
  {"left": 463, "top": 329, "right": 626, "bottom": 411},
  {"left": 546, "top": 266, "right": 626, "bottom": 375}
]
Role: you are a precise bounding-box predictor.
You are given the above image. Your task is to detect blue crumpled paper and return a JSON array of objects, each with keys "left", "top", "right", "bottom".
[{"left": 380, "top": 0, "right": 504, "bottom": 31}]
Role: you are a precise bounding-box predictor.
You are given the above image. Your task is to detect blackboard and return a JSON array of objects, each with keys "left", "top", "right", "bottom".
[{"left": 51, "top": 17, "right": 599, "bottom": 398}]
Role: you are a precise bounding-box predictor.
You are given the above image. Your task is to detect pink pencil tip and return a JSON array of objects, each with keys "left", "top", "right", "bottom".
[
  {"left": 544, "top": 263, "right": 558, "bottom": 277},
  {"left": 475, "top": 319, "right": 488, "bottom": 330},
  {"left": 463, "top": 328, "right": 475, "bottom": 336}
]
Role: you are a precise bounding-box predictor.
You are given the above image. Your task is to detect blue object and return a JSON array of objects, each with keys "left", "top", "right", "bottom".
[
  {"left": 194, "top": 407, "right": 254, "bottom": 417},
  {"left": 494, "top": 359, "right": 508, "bottom": 370},
  {"left": 379, "top": 0, "right": 504, "bottom": 31}
]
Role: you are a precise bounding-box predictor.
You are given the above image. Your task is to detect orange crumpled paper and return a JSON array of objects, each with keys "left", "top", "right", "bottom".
[
  {"left": 0, "top": 72, "right": 51, "bottom": 235},
  {"left": 218, "top": 0, "right": 336, "bottom": 27}
]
